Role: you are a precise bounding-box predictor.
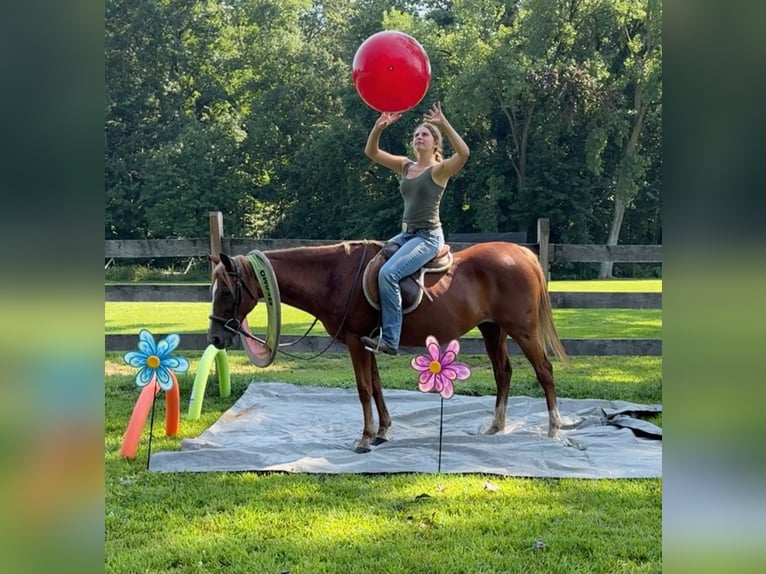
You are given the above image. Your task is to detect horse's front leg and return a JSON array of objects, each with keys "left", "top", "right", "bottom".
[
  {"left": 369, "top": 355, "right": 391, "bottom": 445},
  {"left": 348, "top": 339, "right": 378, "bottom": 453}
]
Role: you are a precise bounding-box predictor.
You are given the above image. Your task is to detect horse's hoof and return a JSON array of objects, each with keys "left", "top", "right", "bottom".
[
  {"left": 353, "top": 440, "right": 371, "bottom": 454},
  {"left": 371, "top": 436, "right": 389, "bottom": 446},
  {"left": 558, "top": 418, "right": 580, "bottom": 430},
  {"left": 485, "top": 425, "right": 502, "bottom": 435}
]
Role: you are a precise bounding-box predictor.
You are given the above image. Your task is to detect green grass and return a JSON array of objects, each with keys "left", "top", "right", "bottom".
[
  {"left": 105, "top": 304, "right": 661, "bottom": 339},
  {"left": 106, "top": 353, "right": 661, "bottom": 573},
  {"left": 548, "top": 279, "right": 662, "bottom": 292},
  {"left": 107, "top": 351, "right": 662, "bottom": 404},
  {"left": 105, "top": 279, "right": 663, "bottom": 338},
  {"left": 105, "top": 279, "right": 662, "bottom": 573},
  {"left": 106, "top": 471, "right": 660, "bottom": 574}
]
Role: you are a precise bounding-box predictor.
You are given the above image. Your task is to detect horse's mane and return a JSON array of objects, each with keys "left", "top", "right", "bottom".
[
  {"left": 212, "top": 242, "right": 384, "bottom": 289},
  {"left": 277, "top": 240, "right": 382, "bottom": 257},
  {"left": 341, "top": 239, "right": 384, "bottom": 255}
]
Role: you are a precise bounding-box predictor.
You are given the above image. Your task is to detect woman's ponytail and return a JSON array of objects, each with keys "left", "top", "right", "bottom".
[{"left": 422, "top": 122, "right": 443, "bottom": 162}]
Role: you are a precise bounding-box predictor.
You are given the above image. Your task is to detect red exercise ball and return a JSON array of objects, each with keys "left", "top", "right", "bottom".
[{"left": 352, "top": 30, "right": 431, "bottom": 113}]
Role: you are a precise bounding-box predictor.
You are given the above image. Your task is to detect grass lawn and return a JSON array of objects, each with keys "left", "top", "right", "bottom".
[
  {"left": 105, "top": 279, "right": 663, "bottom": 339},
  {"left": 548, "top": 278, "right": 662, "bottom": 292},
  {"left": 106, "top": 469, "right": 660, "bottom": 573},
  {"left": 106, "top": 354, "right": 661, "bottom": 573},
  {"left": 105, "top": 303, "right": 662, "bottom": 340},
  {"left": 105, "top": 279, "right": 662, "bottom": 573}
]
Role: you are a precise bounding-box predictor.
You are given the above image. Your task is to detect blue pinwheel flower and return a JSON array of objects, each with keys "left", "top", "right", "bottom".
[{"left": 123, "top": 329, "right": 189, "bottom": 391}]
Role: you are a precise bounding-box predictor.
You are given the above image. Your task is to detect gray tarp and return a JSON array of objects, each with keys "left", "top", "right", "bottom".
[{"left": 150, "top": 382, "right": 662, "bottom": 478}]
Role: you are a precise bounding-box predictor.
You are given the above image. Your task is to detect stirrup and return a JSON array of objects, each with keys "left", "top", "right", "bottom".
[{"left": 361, "top": 335, "right": 398, "bottom": 356}]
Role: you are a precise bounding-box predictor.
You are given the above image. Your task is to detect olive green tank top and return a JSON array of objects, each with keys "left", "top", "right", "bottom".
[{"left": 399, "top": 162, "right": 445, "bottom": 231}]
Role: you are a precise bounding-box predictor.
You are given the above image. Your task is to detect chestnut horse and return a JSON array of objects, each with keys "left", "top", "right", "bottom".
[{"left": 208, "top": 240, "right": 569, "bottom": 453}]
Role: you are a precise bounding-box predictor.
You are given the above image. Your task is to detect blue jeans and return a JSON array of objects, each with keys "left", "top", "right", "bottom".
[{"left": 378, "top": 227, "right": 444, "bottom": 350}]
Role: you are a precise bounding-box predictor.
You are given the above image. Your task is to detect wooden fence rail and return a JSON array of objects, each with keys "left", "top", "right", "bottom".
[{"left": 105, "top": 213, "right": 662, "bottom": 355}]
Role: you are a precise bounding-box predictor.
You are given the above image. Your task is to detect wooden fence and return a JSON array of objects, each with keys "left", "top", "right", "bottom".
[{"left": 105, "top": 213, "right": 662, "bottom": 355}]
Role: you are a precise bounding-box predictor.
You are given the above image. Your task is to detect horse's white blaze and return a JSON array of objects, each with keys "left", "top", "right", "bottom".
[{"left": 211, "top": 279, "right": 218, "bottom": 315}]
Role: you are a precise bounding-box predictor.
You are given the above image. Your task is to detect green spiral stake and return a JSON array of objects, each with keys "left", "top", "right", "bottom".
[{"left": 187, "top": 345, "right": 231, "bottom": 420}]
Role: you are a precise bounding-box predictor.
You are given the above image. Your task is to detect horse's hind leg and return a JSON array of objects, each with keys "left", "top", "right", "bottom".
[
  {"left": 478, "top": 322, "right": 512, "bottom": 435},
  {"left": 370, "top": 355, "right": 391, "bottom": 445},
  {"left": 513, "top": 333, "right": 562, "bottom": 438}
]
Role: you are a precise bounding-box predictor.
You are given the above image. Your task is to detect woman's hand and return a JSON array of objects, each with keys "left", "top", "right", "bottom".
[
  {"left": 426, "top": 101, "right": 470, "bottom": 183},
  {"left": 423, "top": 102, "right": 447, "bottom": 127},
  {"left": 375, "top": 112, "right": 401, "bottom": 129},
  {"left": 366, "top": 111, "right": 409, "bottom": 171}
]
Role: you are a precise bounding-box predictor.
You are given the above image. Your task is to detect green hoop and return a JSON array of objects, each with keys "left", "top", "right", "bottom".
[{"left": 243, "top": 250, "right": 282, "bottom": 367}]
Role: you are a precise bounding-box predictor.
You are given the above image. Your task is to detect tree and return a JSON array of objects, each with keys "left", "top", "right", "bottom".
[
  {"left": 105, "top": 0, "right": 254, "bottom": 238},
  {"left": 105, "top": 0, "right": 661, "bottom": 267},
  {"left": 430, "top": 0, "right": 613, "bottom": 241},
  {"left": 596, "top": 0, "right": 662, "bottom": 277}
]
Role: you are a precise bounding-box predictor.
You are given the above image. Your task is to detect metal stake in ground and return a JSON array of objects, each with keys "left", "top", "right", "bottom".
[{"left": 411, "top": 336, "right": 471, "bottom": 473}]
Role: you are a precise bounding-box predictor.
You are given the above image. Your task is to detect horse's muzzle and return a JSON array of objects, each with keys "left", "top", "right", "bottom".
[
  {"left": 208, "top": 315, "right": 241, "bottom": 349},
  {"left": 208, "top": 332, "right": 232, "bottom": 350}
]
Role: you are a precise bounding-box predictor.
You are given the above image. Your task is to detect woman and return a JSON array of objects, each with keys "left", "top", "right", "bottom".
[{"left": 361, "top": 102, "right": 470, "bottom": 355}]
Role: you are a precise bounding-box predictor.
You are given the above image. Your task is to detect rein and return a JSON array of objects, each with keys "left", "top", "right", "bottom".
[
  {"left": 276, "top": 241, "right": 369, "bottom": 361},
  {"left": 274, "top": 317, "right": 319, "bottom": 347}
]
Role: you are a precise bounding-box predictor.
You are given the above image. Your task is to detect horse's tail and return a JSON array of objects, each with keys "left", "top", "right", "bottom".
[{"left": 533, "top": 259, "right": 570, "bottom": 366}]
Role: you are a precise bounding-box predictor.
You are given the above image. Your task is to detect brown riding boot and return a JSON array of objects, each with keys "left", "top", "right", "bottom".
[{"left": 361, "top": 336, "right": 398, "bottom": 356}]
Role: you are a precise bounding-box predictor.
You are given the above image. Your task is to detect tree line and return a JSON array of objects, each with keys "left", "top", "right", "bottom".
[{"left": 105, "top": 0, "right": 661, "bottom": 277}]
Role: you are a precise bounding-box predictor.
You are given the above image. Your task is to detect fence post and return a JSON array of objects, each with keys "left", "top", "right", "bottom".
[
  {"left": 537, "top": 218, "right": 550, "bottom": 281},
  {"left": 209, "top": 211, "right": 224, "bottom": 276}
]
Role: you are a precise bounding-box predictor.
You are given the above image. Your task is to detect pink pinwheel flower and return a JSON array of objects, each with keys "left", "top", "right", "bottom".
[{"left": 411, "top": 335, "right": 471, "bottom": 399}]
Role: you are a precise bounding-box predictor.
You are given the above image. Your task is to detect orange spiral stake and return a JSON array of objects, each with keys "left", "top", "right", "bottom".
[{"left": 120, "top": 330, "right": 189, "bottom": 461}]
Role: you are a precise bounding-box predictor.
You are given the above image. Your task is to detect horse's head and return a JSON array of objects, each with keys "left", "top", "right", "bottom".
[{"left": 208, "top": 253, "right": 261, "bottom": 349}]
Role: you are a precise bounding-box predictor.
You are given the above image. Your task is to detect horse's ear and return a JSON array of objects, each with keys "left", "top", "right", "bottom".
[{"left": 219, "top": 253, "right": 235, "bottom": 271}]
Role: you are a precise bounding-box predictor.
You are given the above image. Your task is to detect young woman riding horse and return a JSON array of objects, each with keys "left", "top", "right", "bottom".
[{"left": 361, "top": 102, "right": 470, "bottom": 356}]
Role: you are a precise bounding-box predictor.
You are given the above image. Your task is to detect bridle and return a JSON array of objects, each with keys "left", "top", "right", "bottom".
[{"left": 208, "top": 259, "right": 261, "bottom": 342}]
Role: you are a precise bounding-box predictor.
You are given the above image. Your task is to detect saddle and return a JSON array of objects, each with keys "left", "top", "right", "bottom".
[{"left": 362, "top": 242, "right": 453, "bottom": 314}]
